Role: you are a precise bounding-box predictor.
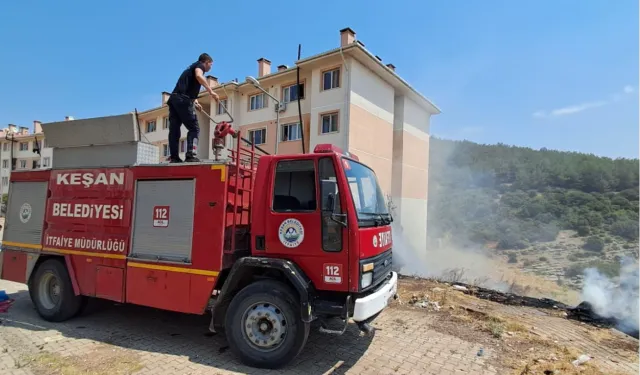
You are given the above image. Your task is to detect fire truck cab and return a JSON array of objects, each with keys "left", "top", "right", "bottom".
[{"left": 0, "top": 114, "right": 397, "bottom": 369}]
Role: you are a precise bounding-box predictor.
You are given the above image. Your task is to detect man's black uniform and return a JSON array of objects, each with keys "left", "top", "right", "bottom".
[{"left": 167, "top": 61, "right": 205, "bottom": 162}]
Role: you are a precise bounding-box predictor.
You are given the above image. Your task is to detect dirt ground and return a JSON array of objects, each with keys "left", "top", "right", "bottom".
[
  {"left": 395, "top": 276, "right": 639, "bottom": 375},
  {"left": 0, "top": 277, "right": 638, "bottom": 375}
]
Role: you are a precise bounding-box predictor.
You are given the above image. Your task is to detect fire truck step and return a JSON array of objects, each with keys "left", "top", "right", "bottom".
[{"left": 318, "top": 317, "right": 348, "bottom": 335}]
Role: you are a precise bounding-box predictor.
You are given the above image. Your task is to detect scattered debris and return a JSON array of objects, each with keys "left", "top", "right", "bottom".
[
  {"left": 477, "top": 347, "right": 484, "bottom": 356},
  {"left": 571, "top": 354, "right": 591, "bottom": 367},
  {"left": 408, "top": 294, "right": 442, "bottom": 311},
  {"left": 453, "top": 285, "right": 468, "bottom": 292}
]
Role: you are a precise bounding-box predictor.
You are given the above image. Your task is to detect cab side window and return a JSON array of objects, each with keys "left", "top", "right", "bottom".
[{"left": 272, "top": 160, "right": 317, "bottom": 212}]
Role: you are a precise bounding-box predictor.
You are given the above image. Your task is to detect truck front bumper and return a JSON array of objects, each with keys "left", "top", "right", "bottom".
[{"left": 352, "top": 271, "right": 398, "bottom": 322}]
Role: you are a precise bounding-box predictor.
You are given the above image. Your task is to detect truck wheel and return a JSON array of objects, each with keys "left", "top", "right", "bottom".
[
  {"left": 29, "top": 259, "right": 83, "bottom": 322},
  {"left": 225, "top": 280, "right": 310, "bottom": 369}
]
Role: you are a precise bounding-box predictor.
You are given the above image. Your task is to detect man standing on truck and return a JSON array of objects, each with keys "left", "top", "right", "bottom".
[{"left": 167, "top": 53, "right": 219, "bottom": 163}]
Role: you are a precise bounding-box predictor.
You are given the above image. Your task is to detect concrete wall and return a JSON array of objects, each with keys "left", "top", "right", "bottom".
[
  {"left": 347, "top": 59, "right": 395, "bottom": 194},
  {"left": 309, "top": 55, "right": 348, "bottom": 151},
  {"left": 391, "top": 96, "right": 431, "bottom": 253}
]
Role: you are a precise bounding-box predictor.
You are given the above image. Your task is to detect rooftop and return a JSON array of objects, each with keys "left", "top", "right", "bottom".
[{"left": 140, "top": 27, "right": 440, "bottom": 116}]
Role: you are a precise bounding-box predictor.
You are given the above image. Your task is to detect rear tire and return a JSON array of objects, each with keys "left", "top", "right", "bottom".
[
  {"left": 29, "top": 258, "right": 84, "bottom": 322},
  {"left": 225, "top": 279, "right": 310, "bottom": 369}
]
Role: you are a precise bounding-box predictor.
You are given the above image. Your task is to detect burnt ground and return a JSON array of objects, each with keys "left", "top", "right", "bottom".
[{"left": 395, "top": 276, "right": 639, "bottom": 375}]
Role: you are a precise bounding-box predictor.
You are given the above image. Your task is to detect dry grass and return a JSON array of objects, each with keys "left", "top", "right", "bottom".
[
  {"left": 512, "top": 345, "right": 629, "bottom": 375},
  {"left": 21, "top": 345, "right": 143, "bottom": 375}
]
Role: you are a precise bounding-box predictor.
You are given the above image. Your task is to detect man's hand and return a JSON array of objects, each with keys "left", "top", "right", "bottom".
[
  {"left": 209, "top": 89, "right": 219, "bottom": 102},
  {"left": 194, "top": 100, "right": 202, "bottom": 111}
]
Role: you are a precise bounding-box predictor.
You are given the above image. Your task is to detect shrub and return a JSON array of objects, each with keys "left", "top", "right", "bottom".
[
  {"left": 611, "top": 220, "right": 639, "bottom": 241},
  {"left": 576, "top": 225, "right": 590, "bottom": 236},
  {"left": 583, "top": 236, "right": 605, "bottom": 252},
  {"left": 507, "top": 253, "right": 518, "bottom": 263},
  {"left": 565, "top": 264, "right": 584, "bottom": 278},
  {"left": 539, "top": 256, "right": 548, "bottom": 262}
]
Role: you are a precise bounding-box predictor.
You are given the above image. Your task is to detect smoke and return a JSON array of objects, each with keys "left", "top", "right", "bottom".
[
  {"left": 581, "top": 256, "right": 639, "bottom": 334},
  {"left": 391, "top": 221, "right": 515, "bottom": 292}
]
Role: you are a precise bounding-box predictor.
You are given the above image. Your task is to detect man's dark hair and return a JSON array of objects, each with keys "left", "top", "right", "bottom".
[{"left": 199, "top": 53, "right": 213, "bottom": 63}]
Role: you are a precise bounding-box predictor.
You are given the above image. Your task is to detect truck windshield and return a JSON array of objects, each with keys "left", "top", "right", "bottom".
[{"left": 342, "top": 158, "right": 391, "bottom": 227}]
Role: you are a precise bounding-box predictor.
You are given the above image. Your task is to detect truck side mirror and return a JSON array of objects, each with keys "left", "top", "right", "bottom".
[
  {"left": 321, "top": 180, "right": 346, "bottom": 227},
  {"left": 326, "top": 193, "right": 336, "bottom": 213}
]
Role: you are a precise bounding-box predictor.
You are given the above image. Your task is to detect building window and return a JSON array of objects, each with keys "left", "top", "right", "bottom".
[
  {"left": 248, "top": 128, "right": 266, "bottom": 145},
  {"left": 2, "top": 160, "right": 7, "bottom": 168},
  {"left": 217, "top": 99, "right": 228, "bottom": 115},
  {"left": 1, "top": 177, "right": 7, "bottom": 186},
  {"left": 320, "top": 112, "right": 339, "bottom": 134},
  {"left": 19, "top": 160, "right": 26, "bottom": 169},
  {"left": 180, "top": 139, "right": 186, "bottom": 153},
  {"left": 249, "top": 93, "right": 267, "bottom": 111},
  {"left": 32, "top": 160, "right": 39, "bottom": 169},
  {"left": 162, "top": 117, "right": 169, "bottom": 129},
  {"left": 2, "top": 143, "right": 7, "bottom": 152},
  {"left": 146, "top": 120, "right": 156, "bottom": 133},
  {"left": 19, "top": 142, "right": 28, "bottom": 151},
  {"left": 282, "top": 83, "right": 305, "bottom": 103},
  {"left": 281, "top": 123, "right": 301, "bottom": 142},
  {"left": 162, "top": 144, "right": 169, "bottom": 157},
  {"left": 42, "top": 157, "right": 50, "bottom": 167},
  {"left": 322, "top": 68, "right": 340, "bottom": 91}
]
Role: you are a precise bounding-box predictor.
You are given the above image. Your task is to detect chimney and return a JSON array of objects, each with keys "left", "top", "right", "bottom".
[
  {"left": 33, "top": 120, "right": 42, "bottom": 133},
  {"left": 257, "top": 58, "right": 271, "bottom": 77},
  {"left": 162, "top": 92, "right": 171, "bottom": 105},
  {"left": 19, "top": 126, "right": 29, "bottom": 135},
  {"left": 65, "top": 116, "right": 74, "bottom": 121},
  {"left": 206, "top": 75, "right": 219, "bottom": 87},
  {"left": 8, "top": 124, "right": 17, "bottom": 133},
  {"left": 340, "top": 27, "right": 356, "bottom": 47},
  {"left": 277, "top": 64, "right": 288, "bottom": 72},
  {"left": 386, "top": 63, "right": 396, "bottom": 71}
]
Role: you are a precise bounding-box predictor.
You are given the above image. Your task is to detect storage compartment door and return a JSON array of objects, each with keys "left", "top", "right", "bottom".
[
  {"left": 4, "top": 181, "right": 48, "bottom": 248},
  {"left": 130, "top": 180, "right": 195, "bottom": 263}
]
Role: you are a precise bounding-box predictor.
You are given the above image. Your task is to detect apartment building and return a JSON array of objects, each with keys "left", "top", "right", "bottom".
[
  {"left": 137, "top": 27, "right": 440, "bottom": 252},
  {"left": 2, "top": 28, "right": 438, "bottom": 252},
  {"left": 0, "top": 120, "right": 53, "bottom": 195}
]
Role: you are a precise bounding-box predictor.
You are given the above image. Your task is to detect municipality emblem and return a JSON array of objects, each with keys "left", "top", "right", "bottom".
[
  {"left": 278, "top": 218, "right": 305, "bottom": 248},
  {"left": 19, "top": 203, "right": 32, "bottom": 223}
]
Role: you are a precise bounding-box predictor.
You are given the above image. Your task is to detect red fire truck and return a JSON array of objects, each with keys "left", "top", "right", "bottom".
[{"left": 0, "top": 116, "right": 397, "bottom": 369}]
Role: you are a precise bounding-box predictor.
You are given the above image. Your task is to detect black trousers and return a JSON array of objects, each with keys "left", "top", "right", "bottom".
[{"left": 167, "top": 94, "right": 199, "bottom": 159}]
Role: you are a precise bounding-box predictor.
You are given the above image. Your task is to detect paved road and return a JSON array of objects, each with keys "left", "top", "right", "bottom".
[{"left": 0, "top": 280, "right": 499, "bottom": 375}]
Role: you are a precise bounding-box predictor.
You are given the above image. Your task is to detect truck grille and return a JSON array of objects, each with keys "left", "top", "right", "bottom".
[{"left": 359, "top": 248, "right": 392, "bottom": 292}]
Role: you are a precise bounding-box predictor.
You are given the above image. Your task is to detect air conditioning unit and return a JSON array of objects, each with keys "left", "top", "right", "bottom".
[{"left": 274, "top": 102, "right": 286, "bottom": 113}]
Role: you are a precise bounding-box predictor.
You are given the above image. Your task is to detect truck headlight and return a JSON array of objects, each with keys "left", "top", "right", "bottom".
[{"left": 361, "top": 272, "right": 373, "bottom": 289}]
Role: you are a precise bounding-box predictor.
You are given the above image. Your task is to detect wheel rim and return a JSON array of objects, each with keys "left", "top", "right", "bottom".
[
  {"left": 241, "top": 302, "right": 288, "bottom": 352},
  {"left": 38, "top": 272, "right": 61, "bottom": 310}
]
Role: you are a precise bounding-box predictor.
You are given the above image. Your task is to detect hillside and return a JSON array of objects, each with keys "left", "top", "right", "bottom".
[{"left": 426, "top": 138, "right": 639, "bottom": 286}]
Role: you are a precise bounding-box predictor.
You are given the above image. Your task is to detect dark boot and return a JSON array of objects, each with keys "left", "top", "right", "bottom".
[
  {"left": 169, "top": 156, "right": 183, "bottom": 163},
  {"left": 184, "top": 156, "right": 200, "bottom": 163}
]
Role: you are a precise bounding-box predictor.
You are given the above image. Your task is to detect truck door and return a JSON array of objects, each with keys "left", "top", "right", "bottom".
[{"left": 264, "top": 156, "right": 349, "bottom": 292}]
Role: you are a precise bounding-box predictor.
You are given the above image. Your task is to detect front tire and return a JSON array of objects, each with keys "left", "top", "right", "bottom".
[
  {"left": 225, "top": 280, "right": 310, "bottom": 369},
  {"left": 29, "top": 258, "right": 84, "bottom": 322}
]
